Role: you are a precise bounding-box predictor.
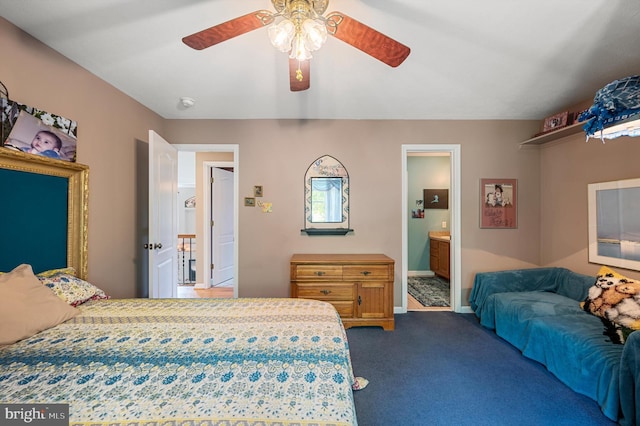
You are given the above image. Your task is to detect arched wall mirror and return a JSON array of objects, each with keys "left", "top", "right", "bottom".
[{"left": 303, "top": 155, "right": 352, "bottom": 235}]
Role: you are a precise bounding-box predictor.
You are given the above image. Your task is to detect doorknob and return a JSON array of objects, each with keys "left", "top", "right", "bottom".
[{"left": 154, "top": 243, "right": 163, "bottom": 249}]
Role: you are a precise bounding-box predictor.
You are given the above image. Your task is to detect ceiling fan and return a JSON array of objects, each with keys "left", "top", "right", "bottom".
[{"left": 182, "top": 0, "right": 411, "bottom": 92}]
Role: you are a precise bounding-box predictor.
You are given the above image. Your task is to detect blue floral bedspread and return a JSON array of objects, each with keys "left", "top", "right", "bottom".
[{"left": 0, "top": 298, "right": 358, "bottom": 425}]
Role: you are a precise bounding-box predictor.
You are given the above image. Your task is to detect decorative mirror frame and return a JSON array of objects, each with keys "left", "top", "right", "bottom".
[
  {"left": 0, "top": 148, "right": 89, "bottom": 278},
  {"left": 302, "top": 154, "right": 352, "bottom": 235}
]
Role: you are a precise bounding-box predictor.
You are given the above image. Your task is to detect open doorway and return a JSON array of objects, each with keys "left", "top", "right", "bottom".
[
  {"left": 406, "top": 152, "right": 451, "bottom": 311},
  {"left": 174, "top": 145, "right": 238, "bottom": 299},
  {"left": 401, "top": 144, "right": 461, "bottom": 313}
]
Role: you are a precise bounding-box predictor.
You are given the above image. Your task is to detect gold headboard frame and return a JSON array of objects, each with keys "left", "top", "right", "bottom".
[{"left": 0, "top": 148, "right": 89, "bottom": 279}]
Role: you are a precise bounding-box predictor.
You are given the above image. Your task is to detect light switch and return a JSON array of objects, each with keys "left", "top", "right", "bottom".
[{"left": 441, "top": 221, "right": 447, "bottom": 228}]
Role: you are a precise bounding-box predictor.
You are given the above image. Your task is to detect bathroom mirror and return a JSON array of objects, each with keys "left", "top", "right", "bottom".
[{"left": 303, "top": 155, "right": 352, "bottom": 235}]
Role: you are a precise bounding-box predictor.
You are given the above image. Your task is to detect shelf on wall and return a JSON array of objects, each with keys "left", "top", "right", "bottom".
[{"left": 520, "top": 121, "right": 585, "bottom": 146}]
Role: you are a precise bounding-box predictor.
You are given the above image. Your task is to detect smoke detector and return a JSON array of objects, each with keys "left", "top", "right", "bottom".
[{"left": 179, "top": 97, "right": 196, "bottom": 108}]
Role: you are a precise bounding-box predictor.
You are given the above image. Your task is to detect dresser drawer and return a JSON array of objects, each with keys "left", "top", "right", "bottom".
[
  {"left": 329, "top": 300, "right": 355, "bottom": 318},
  {"left": 295, "top": 283, "right": 354, "bottom": 300},
  {"left": 343, "top": 265, "right": 390, "bottom": 280},
  {"left": 295, "top": 265, "right": 343, "bottom": 280}
]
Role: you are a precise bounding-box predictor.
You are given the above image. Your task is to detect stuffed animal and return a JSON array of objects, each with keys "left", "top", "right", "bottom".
[{"left": 583, "top": 267, "right": 640, "bottom": 331}]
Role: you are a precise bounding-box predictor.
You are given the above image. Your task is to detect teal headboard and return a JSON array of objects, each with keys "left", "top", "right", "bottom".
[{"left": 0, "top": 148, "right": 89, "bottom": 277}]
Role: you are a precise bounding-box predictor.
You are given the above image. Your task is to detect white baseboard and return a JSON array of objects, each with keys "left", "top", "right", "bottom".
[
  {"left": 408, "top": 270, "right": 435, "bottom": 277},
  {"left": 396, "top": 306, "right": 474, "bottom": 314}
]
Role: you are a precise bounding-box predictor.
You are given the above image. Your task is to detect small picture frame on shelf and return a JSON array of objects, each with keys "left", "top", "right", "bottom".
[
  {"left": 543, "top": 111, "right": 569, "bottom": 133},
  {"left": 571, "top": 109, "right": 588, "bottom": 125}
]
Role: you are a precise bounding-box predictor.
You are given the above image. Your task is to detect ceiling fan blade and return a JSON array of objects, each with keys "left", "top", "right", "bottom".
[
  {"left": 325, "top": 12, "right": 410, "bottom": 67},
  {"left": 289, "top": 58, "right": 311, "bottom": 91},
  {"left": 182, "top": 10, "right": 274, "bottom": 50}
]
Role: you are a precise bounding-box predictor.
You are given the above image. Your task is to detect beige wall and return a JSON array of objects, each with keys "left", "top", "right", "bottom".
[
  {"left": 1, "top": 18, "right": 165, "bottom": 297},
  {"left": 162, "top": 119, "right": 544, "bottom": 305},
  {"left": 5, "top": 17, "right": 639, "bottom": 308},
  {"left": 539, "top": 133, "right": 640, "bottom": 281}
]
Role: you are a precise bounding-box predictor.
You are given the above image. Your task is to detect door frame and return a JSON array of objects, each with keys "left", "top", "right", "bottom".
[
  {"left": 175, "top": 144, "right": 239, "bottom": 298},
  {"left": 401, "top": 144, "right": 462, "bottom": 313}
]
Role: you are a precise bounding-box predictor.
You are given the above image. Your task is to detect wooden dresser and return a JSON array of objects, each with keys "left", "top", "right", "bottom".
[{"left": 290, "top": 254, "right": 394, "bottom": 330}]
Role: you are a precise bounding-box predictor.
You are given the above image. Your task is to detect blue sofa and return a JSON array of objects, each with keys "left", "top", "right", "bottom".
[{"left": 469, "top": 267, "right": 639, "bottom": 424}]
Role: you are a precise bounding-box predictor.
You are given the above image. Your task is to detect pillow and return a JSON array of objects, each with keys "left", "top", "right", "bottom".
[
  {"left": 582, "top": 266, "right": 640, "bottom": 333},
  {"left": 0, "top": 266, "right": 75, "bottom": 277},
  {"left": 0, "top": 264, "right": 79, "bottom": 346},
  {"left": 38, "top": 273, "right": 109, "bottom": 306},
  {"left": 37, "top": 267, "right": 76, "bottom": 278}
]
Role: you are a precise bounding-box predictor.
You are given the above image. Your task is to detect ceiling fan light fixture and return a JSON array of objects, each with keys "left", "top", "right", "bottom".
[
  {"left": 302, "top": 18, "right": 327, "bottom": 51},
  {"left": 290, "top": 33, "right": 313, "bottom": 61},
  {"left": 270, "top": 17, "right": 326, "bottom": 61},
  {"left": 268, "top": 19, "right": 295, "bottom": 52},
  {"left": 182, "top": 0, "right": 411, "bottom": 91}
]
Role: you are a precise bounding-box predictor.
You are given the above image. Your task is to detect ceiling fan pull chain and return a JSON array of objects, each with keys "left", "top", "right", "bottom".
[{"left": 296, "top": 61, "right": 304, "bottom": 81}]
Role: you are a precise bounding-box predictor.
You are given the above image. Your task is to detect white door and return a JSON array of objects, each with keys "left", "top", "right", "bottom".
[
  {"left": 148, "top": 130, "right": 177, "bottom": 298},
  {"left": 211, "top": 167, "right": 234, "bottom": 286}
]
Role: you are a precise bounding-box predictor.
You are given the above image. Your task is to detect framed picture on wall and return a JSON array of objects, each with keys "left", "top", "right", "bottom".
[
  {"left": 588, "top": 178, "right": 640, "bottom": 271},
  {"left": 480, "top": 179, "right": 517, "bottom": 228},
  {"left": 412, "top": 200, "right": 424, "bottom": 218},
  {"left": 423, "top": 189, "right": 448, "bottom": 209},
  {"left": 1, "top": 98, "right": 78, "bottom": 162}
]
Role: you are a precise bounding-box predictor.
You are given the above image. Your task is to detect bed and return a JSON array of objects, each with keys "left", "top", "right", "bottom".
[
  {"left": 0, "top": 294, "right": 359, "bottom": 425},
  {"left": 0, "top": 148, "right": 361, "bottom": 425}
]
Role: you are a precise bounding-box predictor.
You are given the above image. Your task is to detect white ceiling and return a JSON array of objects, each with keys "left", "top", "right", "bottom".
[{"left": 1, "top": 0, "right": 639, "bottom": 120}]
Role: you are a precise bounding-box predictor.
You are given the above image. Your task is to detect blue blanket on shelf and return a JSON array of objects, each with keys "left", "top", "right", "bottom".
[{"left": 579, "top": 75, "right": 640, "bottom": 139}]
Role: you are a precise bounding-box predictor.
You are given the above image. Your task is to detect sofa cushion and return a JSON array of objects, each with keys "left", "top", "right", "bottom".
[
  {"left": 490, "top": 291, "right": 585, "bottom": 351},
  {"left": 520, "top": 313, "right": 623, "bottom": 421},
  {"left": 470, "top": 267, "right": 595, "bottom": 328},
  {"left": 583, "top": 266, "right": 640, "bottom": 338}
]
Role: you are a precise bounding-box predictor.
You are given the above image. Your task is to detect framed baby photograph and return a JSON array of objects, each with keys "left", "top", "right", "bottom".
[
  {"left": 480, "top": 179, "right": 517, "bottom": 229},
  {"left": 1, "top": 98, "right": 78, "bottom": 162}
]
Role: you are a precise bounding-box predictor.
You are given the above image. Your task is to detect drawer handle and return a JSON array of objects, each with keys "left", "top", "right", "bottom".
[
  {"left": 361, "top": 271, "right": 371, "bottom": 276},
  {"left": 315, "top": 271, "right": 326, "bottom": 276},
  {"left": 320, "top": 289, "right": 331, "bottom": 295}
]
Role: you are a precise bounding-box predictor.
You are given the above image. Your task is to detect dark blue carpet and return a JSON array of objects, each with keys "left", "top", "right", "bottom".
[{"left": 346, "top": 312, "right": 617, "bottom": 426}]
